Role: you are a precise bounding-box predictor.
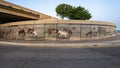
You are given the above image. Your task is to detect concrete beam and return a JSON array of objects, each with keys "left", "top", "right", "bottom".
[
  {"left": 0, "top": 1, "right": 40, "bottom": 19},
  {"left": 0, "top": 1, "right": 41, "bottom": 23}
]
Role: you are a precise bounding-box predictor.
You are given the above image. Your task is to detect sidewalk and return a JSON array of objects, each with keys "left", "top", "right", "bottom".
[
  {"left": 0, "top": 35, "right": 120, "bottom": 47},
  {"left": 0, "top": 38, "right": 120, "bottom": 48}
]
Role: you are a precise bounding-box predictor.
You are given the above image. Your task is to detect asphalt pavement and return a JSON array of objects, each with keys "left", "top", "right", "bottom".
[
  {"left": 0, "top": 35, "right": 120, "bottom": 68},
  {"left": 0, "top": 44, "right": 120, "bottom": 68}
]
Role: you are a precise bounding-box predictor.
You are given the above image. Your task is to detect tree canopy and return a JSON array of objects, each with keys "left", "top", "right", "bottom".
[{"left": 55, "top": 3, "right": 92, "bottom": 20}]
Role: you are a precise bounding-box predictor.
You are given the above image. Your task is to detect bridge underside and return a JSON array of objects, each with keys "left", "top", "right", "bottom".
[
  {"left": 0, "top": 12, "right": 35, "bottom": 23},
  {"left": 0, "top": 1, "right": 41, "bottom": 24},
  {"left": 0, "top": 1, "right": 53, "bottom": 24}
]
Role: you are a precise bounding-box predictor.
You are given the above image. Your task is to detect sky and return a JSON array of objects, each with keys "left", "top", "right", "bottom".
[{"left": 5, "top": 0, "right": 120, "bottom": 30}]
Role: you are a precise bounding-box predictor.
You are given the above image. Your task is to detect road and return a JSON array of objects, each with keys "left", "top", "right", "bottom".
[{"left": 0, "top": 44, "right": 120, "bottom": 68}]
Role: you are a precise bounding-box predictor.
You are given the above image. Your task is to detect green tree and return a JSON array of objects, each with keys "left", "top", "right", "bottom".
[
  {"left": 55, "top": 3, "right": 72, "bottom": 19},
  {"left": 55, "top": 4, "right": 92, "bottom": 20},
  {"left": 69, "top": 6, "right": 92, "bottom": 20}
]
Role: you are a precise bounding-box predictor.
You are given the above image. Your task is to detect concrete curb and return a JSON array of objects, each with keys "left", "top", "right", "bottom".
[{"left": 0, "top": 40, "right": 115, "bottom": 48}]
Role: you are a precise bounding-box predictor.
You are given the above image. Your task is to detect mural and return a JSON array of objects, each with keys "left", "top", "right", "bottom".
[{"left": 0, "top": 24, "right": 116, "bottom": 41}]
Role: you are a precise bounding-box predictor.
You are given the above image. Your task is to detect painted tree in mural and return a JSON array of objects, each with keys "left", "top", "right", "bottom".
[{"left": 55, "top": 3, "right": 92, "bottom": 20}]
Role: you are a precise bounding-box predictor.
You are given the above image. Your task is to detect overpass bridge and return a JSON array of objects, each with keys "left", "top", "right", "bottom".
[{"left": 0, "top": 1, "right": 51, "bottom": 23}]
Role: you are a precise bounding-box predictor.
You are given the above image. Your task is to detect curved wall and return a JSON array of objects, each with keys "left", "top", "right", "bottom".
[{"left": 0, "top": 19, "right": 116, "bottom": 41}]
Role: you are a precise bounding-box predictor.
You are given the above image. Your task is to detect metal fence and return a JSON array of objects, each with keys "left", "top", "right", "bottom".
[{"left": 0, "top": 23, "right": 116, "bottom": 41}]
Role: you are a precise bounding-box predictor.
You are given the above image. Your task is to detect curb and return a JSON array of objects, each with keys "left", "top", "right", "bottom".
[{"left": 0, "top": 40, "right": 114, "bottom": 48}]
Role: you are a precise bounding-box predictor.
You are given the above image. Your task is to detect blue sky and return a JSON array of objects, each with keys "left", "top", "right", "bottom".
[{"left": 6, "top": 0, "right": 120, "bottom": 30}]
